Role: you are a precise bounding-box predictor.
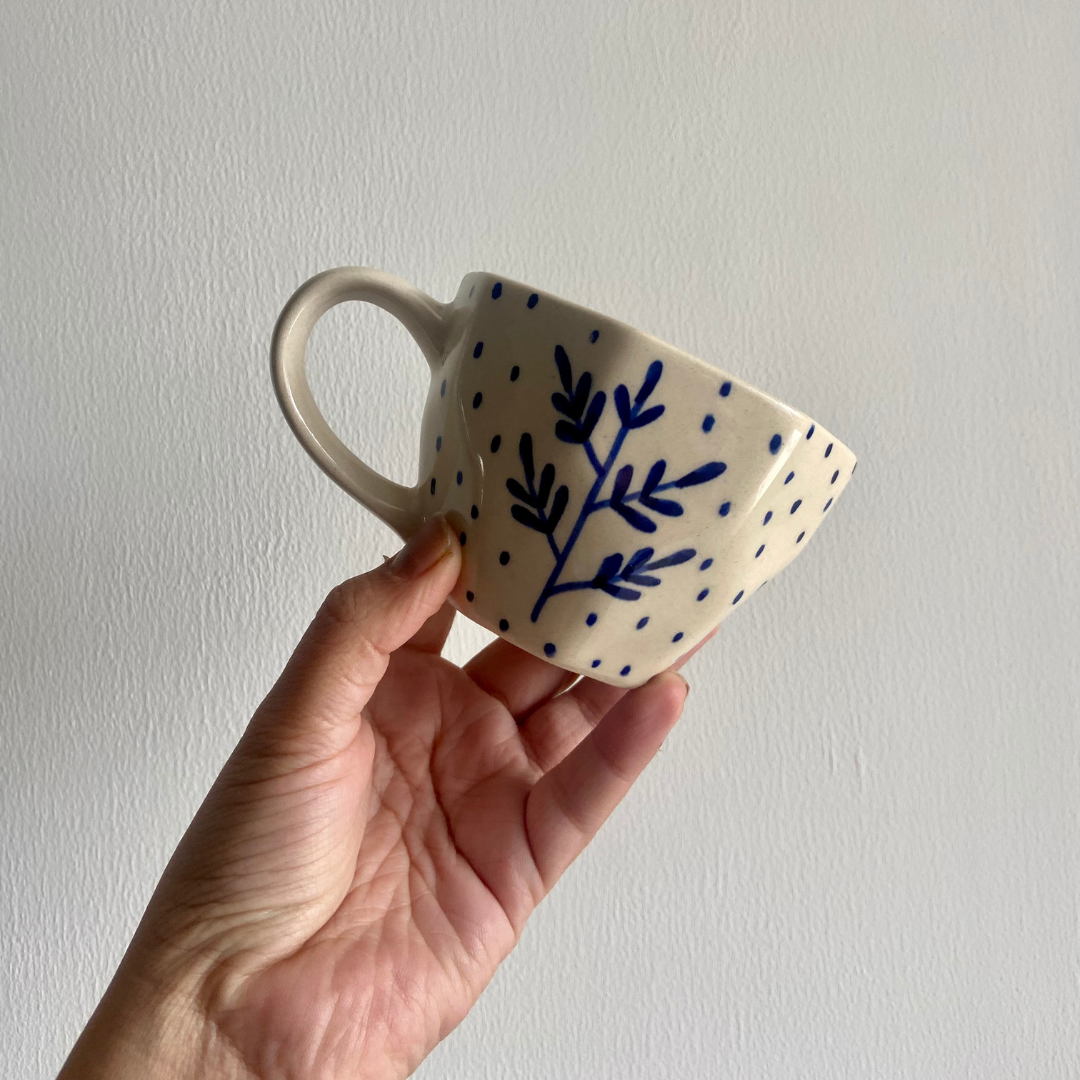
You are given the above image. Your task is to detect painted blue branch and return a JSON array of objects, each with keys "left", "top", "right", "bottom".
[
  {"left": 547, "top": 580, "right": 597, "bottom": 596},
  {"left": 591, "top": 478, "right": 680, "bottom": 511},
  {"left": 530, "top": 418, "right": 635, "bottom": 622},
  {"left": 530, "top": 426, "right": 630, "bottom": 621},
  {"left": 584, "top": 440, "right": 603, "bottom": 476},
  {"left": 520, "top": 352, "right": 709, "bottom": 624}
]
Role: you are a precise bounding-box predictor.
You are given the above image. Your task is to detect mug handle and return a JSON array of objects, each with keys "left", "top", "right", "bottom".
[{"left": 271, "top": 267, "right": 451, "bottom": 540}]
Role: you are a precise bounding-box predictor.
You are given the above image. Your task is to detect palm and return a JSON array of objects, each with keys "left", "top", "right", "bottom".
[
  {"left": 227, "top": 643, "right": 551, "bottom": 1078},
  {"left": 152, "top": 593, "right": 691, "bottom": 1080}
]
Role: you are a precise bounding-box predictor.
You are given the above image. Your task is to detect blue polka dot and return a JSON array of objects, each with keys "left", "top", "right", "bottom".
[
  {"left": 807, "top": 423, "right": 815, "bottom": 440},
  {"left": 702, "top": 414, "right": 715, "bottom": 433},
  {"left": 436, "top": 436, "right": 442, "bottom": 451},
  {"left": 720, "top": 380, "right": 732, "bottom": 397},
  {"left": 459, "top": 532, "right": 466, "bottom": 545},
  {"left": 466, "top": 590, "right": 474, "bottom": 601},
  {"left": 825, "top": 442, "right": 833, "bottom": 458},
  {"left": 620, "top": 665, "right": 631, "bottom": 676},
  {"left": 544, "top": 642, "right": 556, "bottom": 657},
  {"left": 769, "top": 433, "right": 782, "bottom": 454},
  {"left": 492, "top": 282, "right": 503, "bottom": 299},
  {"left": 590, "top": 329, "right": 599, "bottom": 343},
  {"left": 430, "top": 478, "right": 436, "bottom": 494},
  {"left": 636, "top": 616, "right": 649, "bottom": 629},
  {"left": 527, "top": 293, "right": 539, "bottom": 308},
  {"left": 700, "top": 558, "right": 713, "bottom": 570},
  {"left": 470, "top": 505, "right": 478, "bottom": 519},
  {"left": 824, "top": 498, "right": 833, "bottom": 511},
  {"left": 732, "top": 590, "right": 744, "bottom": 604},
  {"left": 719, "top": 502, "right": 731, "bottom": 516},
  {"left": 697, "top": 588, "right": 709, "bottom": 601},
  {"left": 472, "top": 392, "right": 483, "bottom": 408},
  {"left": 591, "top": 659, "right": 601, "bottom": 668},
  {"left": 831, "top": 470, "right": 839, "bottom": 484},
  {"left": 784, "top": 471, "right": 794, "bottom": 484},
  {"left": 473, "top": 341, "right": 484, "bottom": 359},
  {"left": 756, "top": 544, "right": 765, "bottom": 558},
  {"left": 440, "top": 379, "right": 446, "bottom": 397},
  {"left": 797, "top": 531, "right": 805, "bottom": 543},
  {"left": 499, "top": 618, "right": 509, "bottom": 631},
  {"left": 499, "top": 550, "right": 510, "bottom": 565},
  {"left": 456, "top": 471, "right": 463, "bottom": 484},
  {"left": 790, "top": 499, "right": 802, "bottom": 514},
  {"left": 510, "top": 365, "right": 520, "bottom": 381},
  {"left": 763, "top": 510, "right": 773, "bottom": 525},
  {"left": 490, "top": 434, "right": 501, "bottom": 452},
  {"left": 672, "top": 632, "right": 684, "bottom": 643},
  {"left": 586, "top": 612, "right": 597, "bottom": 626}
]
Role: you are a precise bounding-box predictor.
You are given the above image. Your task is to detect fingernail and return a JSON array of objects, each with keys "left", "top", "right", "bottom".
[
  {"left": 390, "top": 516, "right": 454, "bottom": 579},
  {"left": 676, "top": 674, "right": 690, "bottom": 701}
]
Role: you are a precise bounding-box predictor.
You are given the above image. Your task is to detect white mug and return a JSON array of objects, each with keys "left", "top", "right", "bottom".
[{"left": 271, "top": 267, "right": 857, "bottom": 686}]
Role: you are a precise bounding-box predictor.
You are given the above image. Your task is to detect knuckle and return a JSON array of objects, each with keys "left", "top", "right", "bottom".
[
  {"left": 310, "top": 576, "right": 391, "bottom": 684},
  {"left": 317, "top": 576, "right": 373, "bottom": 628}
]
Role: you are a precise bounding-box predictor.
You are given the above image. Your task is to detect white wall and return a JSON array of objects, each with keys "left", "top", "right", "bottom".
[{"left": 3, "top": 1, "right": 1078, "bottom": 1076}]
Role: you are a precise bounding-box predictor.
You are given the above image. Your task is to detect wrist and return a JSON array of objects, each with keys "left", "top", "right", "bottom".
[{"left": 56, "top": 956, "right": 247, "bottom": 1080}]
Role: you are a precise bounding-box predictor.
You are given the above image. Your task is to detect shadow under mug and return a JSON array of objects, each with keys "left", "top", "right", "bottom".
[{"left": 271, "top": 267, "right": 856, "bottom": 687}]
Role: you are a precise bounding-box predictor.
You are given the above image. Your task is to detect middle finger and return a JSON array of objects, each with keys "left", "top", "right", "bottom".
[
  {"left": 518, "top": 625, "right": 721, "bottom": 772},
  {"left": 464, "top": 637, "right": 578, "bottom": 721}
]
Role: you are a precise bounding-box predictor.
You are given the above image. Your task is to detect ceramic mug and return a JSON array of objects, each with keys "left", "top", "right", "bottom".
[{"left": 271, "top": 267, "right": 856, "bottom": 687}]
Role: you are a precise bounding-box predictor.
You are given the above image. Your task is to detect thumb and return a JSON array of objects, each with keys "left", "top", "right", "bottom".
[{"left": 244, "top": 514, "right": 461, "bottom": 764}]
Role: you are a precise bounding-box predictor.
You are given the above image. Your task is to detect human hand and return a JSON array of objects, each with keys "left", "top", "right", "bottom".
[{"left": 58, "top": 516, "right": 701, "bottom": 1080}]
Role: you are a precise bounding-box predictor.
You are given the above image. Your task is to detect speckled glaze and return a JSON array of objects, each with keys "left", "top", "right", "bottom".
[{"left": 271, "top": 267, "right": 857, "bottom": 687}]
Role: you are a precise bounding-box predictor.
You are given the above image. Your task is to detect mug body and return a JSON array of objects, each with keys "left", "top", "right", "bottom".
[{"left": 418, "top": 273, "right": 856, "bottom": 687}]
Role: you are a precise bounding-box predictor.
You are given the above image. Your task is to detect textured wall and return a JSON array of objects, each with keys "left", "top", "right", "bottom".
[{"left": 2, "top": 1, "right": 1078, "bottom": 1076}]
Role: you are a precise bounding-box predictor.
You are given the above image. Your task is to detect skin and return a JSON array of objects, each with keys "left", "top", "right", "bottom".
[{"left": 57, "top": 516, "right": 713, "bottom": 1080}]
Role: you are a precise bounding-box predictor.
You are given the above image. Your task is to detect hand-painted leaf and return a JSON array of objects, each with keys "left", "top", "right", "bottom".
[
  {"left": 551, "top": 392, "right": 574, "bottom": 417},
  {"left": 624, "top": 573, "right": 662, "bottom": 587},
  {"left": 537, "top": 463, "right": 555, "bottom": 509},
  {"left": 613, "top": 501, "right": 657, "bottom": 532},
  {"left": 547, "top": 485, "right": 569, "bottom": 532},
  {"left": 511, "top": 504, "right": 547, "bottom": 532},
  {"left": 598, "top": 582, "right": 642, "bottom": 601},
  {"left": 630, "top": 404, "right": 665, "bottom": 428},
  {"left": 635, "top": 360, "right": 663, "bottom": 405},
  {"left": 570, "top": 372, "right": 591, "bottom": 417},
  {"left": 506, "top": 477, "right": 535, "bottom": 505},
  {"left": 612, "top": 464, "right": 633, "bottom": 504},
  {"left": 555, "top": 419, "right": 586, "bottom": 443},
  {"left": 554, "top": 345, "right": 573, "bottom": 394},
  {"left": 644, "top": 548, "right": 696, "bottom": 570},
  {"left": 622, "top": 547, "right": 655, "bottom": 576},
  {"left": 640, "top": 495, "right": 683, "bottom": 516},
  {"left": 614, "top": 384, "right": 632, "bottom": 426},
  {"left": 580, "top": 391, "right": 606, "bottom": 439},
  {"left": 643, "top": 459, "right": 666, "bottom": 494},
  {"left": 519, "top": 432, "right": 535, "bottom": 484},
  {"left": 673, "top": 461, "right": 726, "bottom": 487},
  {"left": 594, "top": 553, "right": 624, "bottom": 584}
]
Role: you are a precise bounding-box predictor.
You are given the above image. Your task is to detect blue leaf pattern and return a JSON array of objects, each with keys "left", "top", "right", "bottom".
[{"left": 505, "top": 347, "right": 728, "bottom": 621}]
